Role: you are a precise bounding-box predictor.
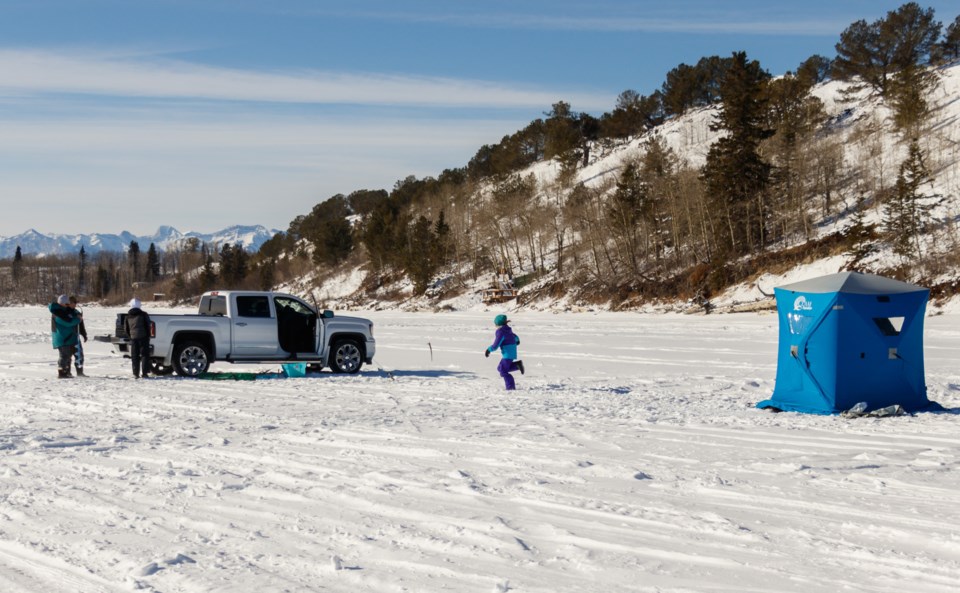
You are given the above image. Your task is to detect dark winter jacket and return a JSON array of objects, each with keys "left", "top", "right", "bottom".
[
  {"left": 487, "top": 325, "right": 520, "bottom": 360},
  {"left": 48, "top": 303, "right": 81, "bottom": 349},
  {"left": 125, "top": 307, "right": 151, "bottom": 340}
]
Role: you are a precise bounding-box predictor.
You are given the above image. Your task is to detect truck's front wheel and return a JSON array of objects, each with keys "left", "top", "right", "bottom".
[
  {"left": 173, "top": 341, "right": 211, "bottom": 377},
  {"left": 329, "top": 339, "right": 363, "bottom": 374}
]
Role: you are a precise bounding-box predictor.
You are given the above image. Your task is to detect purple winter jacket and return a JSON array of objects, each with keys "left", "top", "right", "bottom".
[{"left": 487, "top": 325, "right": 520, "bottom": 360}]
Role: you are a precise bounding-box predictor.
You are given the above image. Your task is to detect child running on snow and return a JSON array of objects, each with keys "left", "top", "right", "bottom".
[{"left": 484, "top": 314, "right": 524, "bottom": 390}]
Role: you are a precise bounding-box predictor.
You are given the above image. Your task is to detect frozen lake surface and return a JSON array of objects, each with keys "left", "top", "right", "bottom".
[{"left": 1, "top": 306, "right": 959, "bottom": 592}]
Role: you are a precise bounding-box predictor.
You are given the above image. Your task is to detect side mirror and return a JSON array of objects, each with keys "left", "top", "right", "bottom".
[{"left": 322, "top": 310, "right": 334, "bottom": 319}]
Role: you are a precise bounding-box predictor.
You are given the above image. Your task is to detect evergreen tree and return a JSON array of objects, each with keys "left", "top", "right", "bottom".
[
  {"left": 661, "top": 63, "right": 699, "bottom": 115},
  {"left": 219, "top": 244, "right": 237, "bottom": 285},
  {"left": 693, "top": 55, "right": 735, "bottom": 104},
  {"left": 199, "top": 255, "right": 216, "bottom": 292},
  {"left": 888, "top": 4, "right": 942, "bottom": 135},
  {"left": 347, "top": 189, "right": 389, "bottom": 217},
  {"left": 884, "top": 139, "right": 936, "bottom": 262},
  {"left": 889, "top": 61, "right": 935, "bottom": 136},
  {"left": 933, "top": 14, "right": 960, "bottom": 63},
  {"left": 77, "top": 245, "right": 87, "bottom": 294},
  {"left": 832, "top": 3, "right": 941, "bottom": 97},
  {"left": 94, "top": 264, "right": 111, "bottom": 298},
  {"left": 701, "top": 51, "right": 773, "bottom": 256},
  {"left": 403, "top": 215, "right": 441, "bottom": 295},
  {"left": 844, "top": 195, "right": 877, "bottom": 268},
  {"left": 297, "top": 194, "right": 354, "bottom": 267},
  {"left": 171, "top": 273, "right": 187, "bottom": 302},
  {"left": 599, "top": 90, "right": 664, "bottom": 139},
  {"left": 661, "top": 57, "right": 733, "bottom": 116},
  {"left": 543, "top": 101, "right": 581, "bottom": 168},
  {"left": 258, "top": 260, "right": 276, "bottom": 291},
  {"left": 316, "top": 217, "right": 353, "bottom": 267},
  {"left": 796, "top": 54, "right": 833, "bottom": 87},
  {"left": 12, "top": 245, "right": 22, "bottom": 286},
  {"left": 233, "top": 244, "right": 249, "bottom": 284},
  {"left": 886, "top": 3, "right": 941, "bottom": 68},
  {"left": 433, "top": 209, "right": 452, "bottom": 265},
  {"left": 146, "top": 243, "right": 161, "bottom": 281},
  {"left": 360, "top": 199, "right": 406, "bottom": 273},
  {"left": 577, "top": 112, "right": 600, "bottom": 167},
  {"left": 216, "top": 243, "right": 248, "bottom": 286},
  {"left": 128, "top": 240, "right": 141, "bottom": 282}
]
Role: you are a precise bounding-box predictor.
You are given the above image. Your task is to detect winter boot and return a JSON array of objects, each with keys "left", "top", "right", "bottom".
[
  {"left": 516, "top": 360, "right": 525, "bottom": 375},
  {"left": 75, "top": 366, "right": 86, "bottom": 377},
  {"left": 58, "top": 368, "right": 73, "bottom": 379}
]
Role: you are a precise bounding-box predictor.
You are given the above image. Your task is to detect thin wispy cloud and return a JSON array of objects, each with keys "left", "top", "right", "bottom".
[
  {"left": 303, "top": 0, "right": 850, "bottom": 36},
  {"left": 366, "top": 13, "right": 848, "bottom": 36},
  {"left": 0, "top": 115, "right": 516, "bottom": 155},
  {"left": 0, "top": 49, "right": 611, "bottom": 111}
]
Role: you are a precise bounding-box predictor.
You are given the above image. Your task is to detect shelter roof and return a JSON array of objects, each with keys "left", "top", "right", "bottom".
[{"left": 777, "top": 272, "right": 926, "bottom": 295}]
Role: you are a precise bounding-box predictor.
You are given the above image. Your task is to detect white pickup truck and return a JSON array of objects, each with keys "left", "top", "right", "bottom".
[{"left": 110, "top": 291, "right": 376, "bottom": 377}]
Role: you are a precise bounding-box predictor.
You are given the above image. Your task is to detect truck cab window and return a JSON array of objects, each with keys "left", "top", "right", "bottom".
[
  {"left": 199, "top": 295, "right": 227, "bottom": 316},
  {"left": 237, "top": 296, "right": 271, "bottom": 318}
]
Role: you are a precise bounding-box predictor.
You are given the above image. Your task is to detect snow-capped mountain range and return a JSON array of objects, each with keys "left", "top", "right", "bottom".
[{"left": 0, "top": 225, "right": 281, "bottom": 258}]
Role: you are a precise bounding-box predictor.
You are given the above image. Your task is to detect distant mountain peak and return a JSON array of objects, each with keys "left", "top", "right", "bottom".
[{"left": 0, "top": 225, "right": 281, "bottom": 258}]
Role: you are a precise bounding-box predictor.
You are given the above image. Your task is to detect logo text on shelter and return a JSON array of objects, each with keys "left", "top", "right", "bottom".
[{"left": 793, "top": 296, "right": 814, "bottom": 312}]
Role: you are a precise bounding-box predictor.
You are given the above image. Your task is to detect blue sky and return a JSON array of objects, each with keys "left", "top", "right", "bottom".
[{"left": 0, "top": 0, "right": 957, "bottom": 237}]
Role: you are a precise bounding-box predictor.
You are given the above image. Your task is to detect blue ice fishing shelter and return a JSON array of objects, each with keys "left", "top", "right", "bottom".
[{"left": 756, "top": 272, "right": 934, "bottom": 415}]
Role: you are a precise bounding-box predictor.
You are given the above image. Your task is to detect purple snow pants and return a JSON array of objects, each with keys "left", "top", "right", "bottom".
[{"left": 497, "top": 358, "right": 519, "bottom": 390}]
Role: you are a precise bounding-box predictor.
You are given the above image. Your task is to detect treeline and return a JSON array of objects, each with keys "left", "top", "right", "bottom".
[{"left": 0, "top": 238, "right": 266, "bottom": 305}]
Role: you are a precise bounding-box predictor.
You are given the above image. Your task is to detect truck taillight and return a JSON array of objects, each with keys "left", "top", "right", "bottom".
[{"left": 150, "top": 321, "right": 156, "bottom": 338}]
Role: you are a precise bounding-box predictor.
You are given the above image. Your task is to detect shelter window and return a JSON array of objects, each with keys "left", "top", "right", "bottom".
[
  {"left": 787, "top": 313, "right": 813, "bottom": 335},
  {"left": 873, "top": 317, "right": 904, "bottom": 336}
]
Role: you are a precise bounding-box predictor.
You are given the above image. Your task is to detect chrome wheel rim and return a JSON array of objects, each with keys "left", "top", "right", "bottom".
[
  {"left": 335, "top": 343, "right": 361, "bottom": 372},
  {"left": 178, "top": 346, "right": 208, "bottom": 376}
]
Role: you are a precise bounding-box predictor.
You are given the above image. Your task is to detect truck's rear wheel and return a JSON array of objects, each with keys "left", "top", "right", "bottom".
[
  {"left": 329, "top": 339, "right": 362, "bottom": 374},
  {"left": 173, "top": 341, "right": 211, "bottom": 377}
]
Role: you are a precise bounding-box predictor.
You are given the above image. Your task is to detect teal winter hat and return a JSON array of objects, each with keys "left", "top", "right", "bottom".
[{"left": 494, "top": 314, "right": 509, "bottom": 326}]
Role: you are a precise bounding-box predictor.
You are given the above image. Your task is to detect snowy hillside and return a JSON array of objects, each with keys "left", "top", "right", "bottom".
[
  {"left": 1, "top": 305, "right": 959, "bottom": 592},
  {"left": 306, "top": 63, "right": 960, "bottom": 313}
]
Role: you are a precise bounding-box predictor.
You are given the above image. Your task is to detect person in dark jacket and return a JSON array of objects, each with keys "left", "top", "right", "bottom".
[
  {"left": 484, "top": 314, "right": 524, "bottom": 390},
  {"left": 124, "top": 297, "right": 151, "bottom": 379},
  {"left": 49, "top": 294, "right": 82, "bottom": 379},
  {"left": 67, "top": 296, "right": 88, "bottom": 376}
]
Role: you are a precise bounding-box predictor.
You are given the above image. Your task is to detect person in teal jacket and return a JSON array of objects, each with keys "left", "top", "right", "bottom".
[
  {"left": 49, "top": 294, "right": 81, "bottom": 379},
  {"left": 484, "top": 314, "right": 524, "bottom": 390}
]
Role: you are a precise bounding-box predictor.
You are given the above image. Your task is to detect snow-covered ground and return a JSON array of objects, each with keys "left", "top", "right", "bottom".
[{"left": 2, "top": 305, "right": 960, "bottom": 593}]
